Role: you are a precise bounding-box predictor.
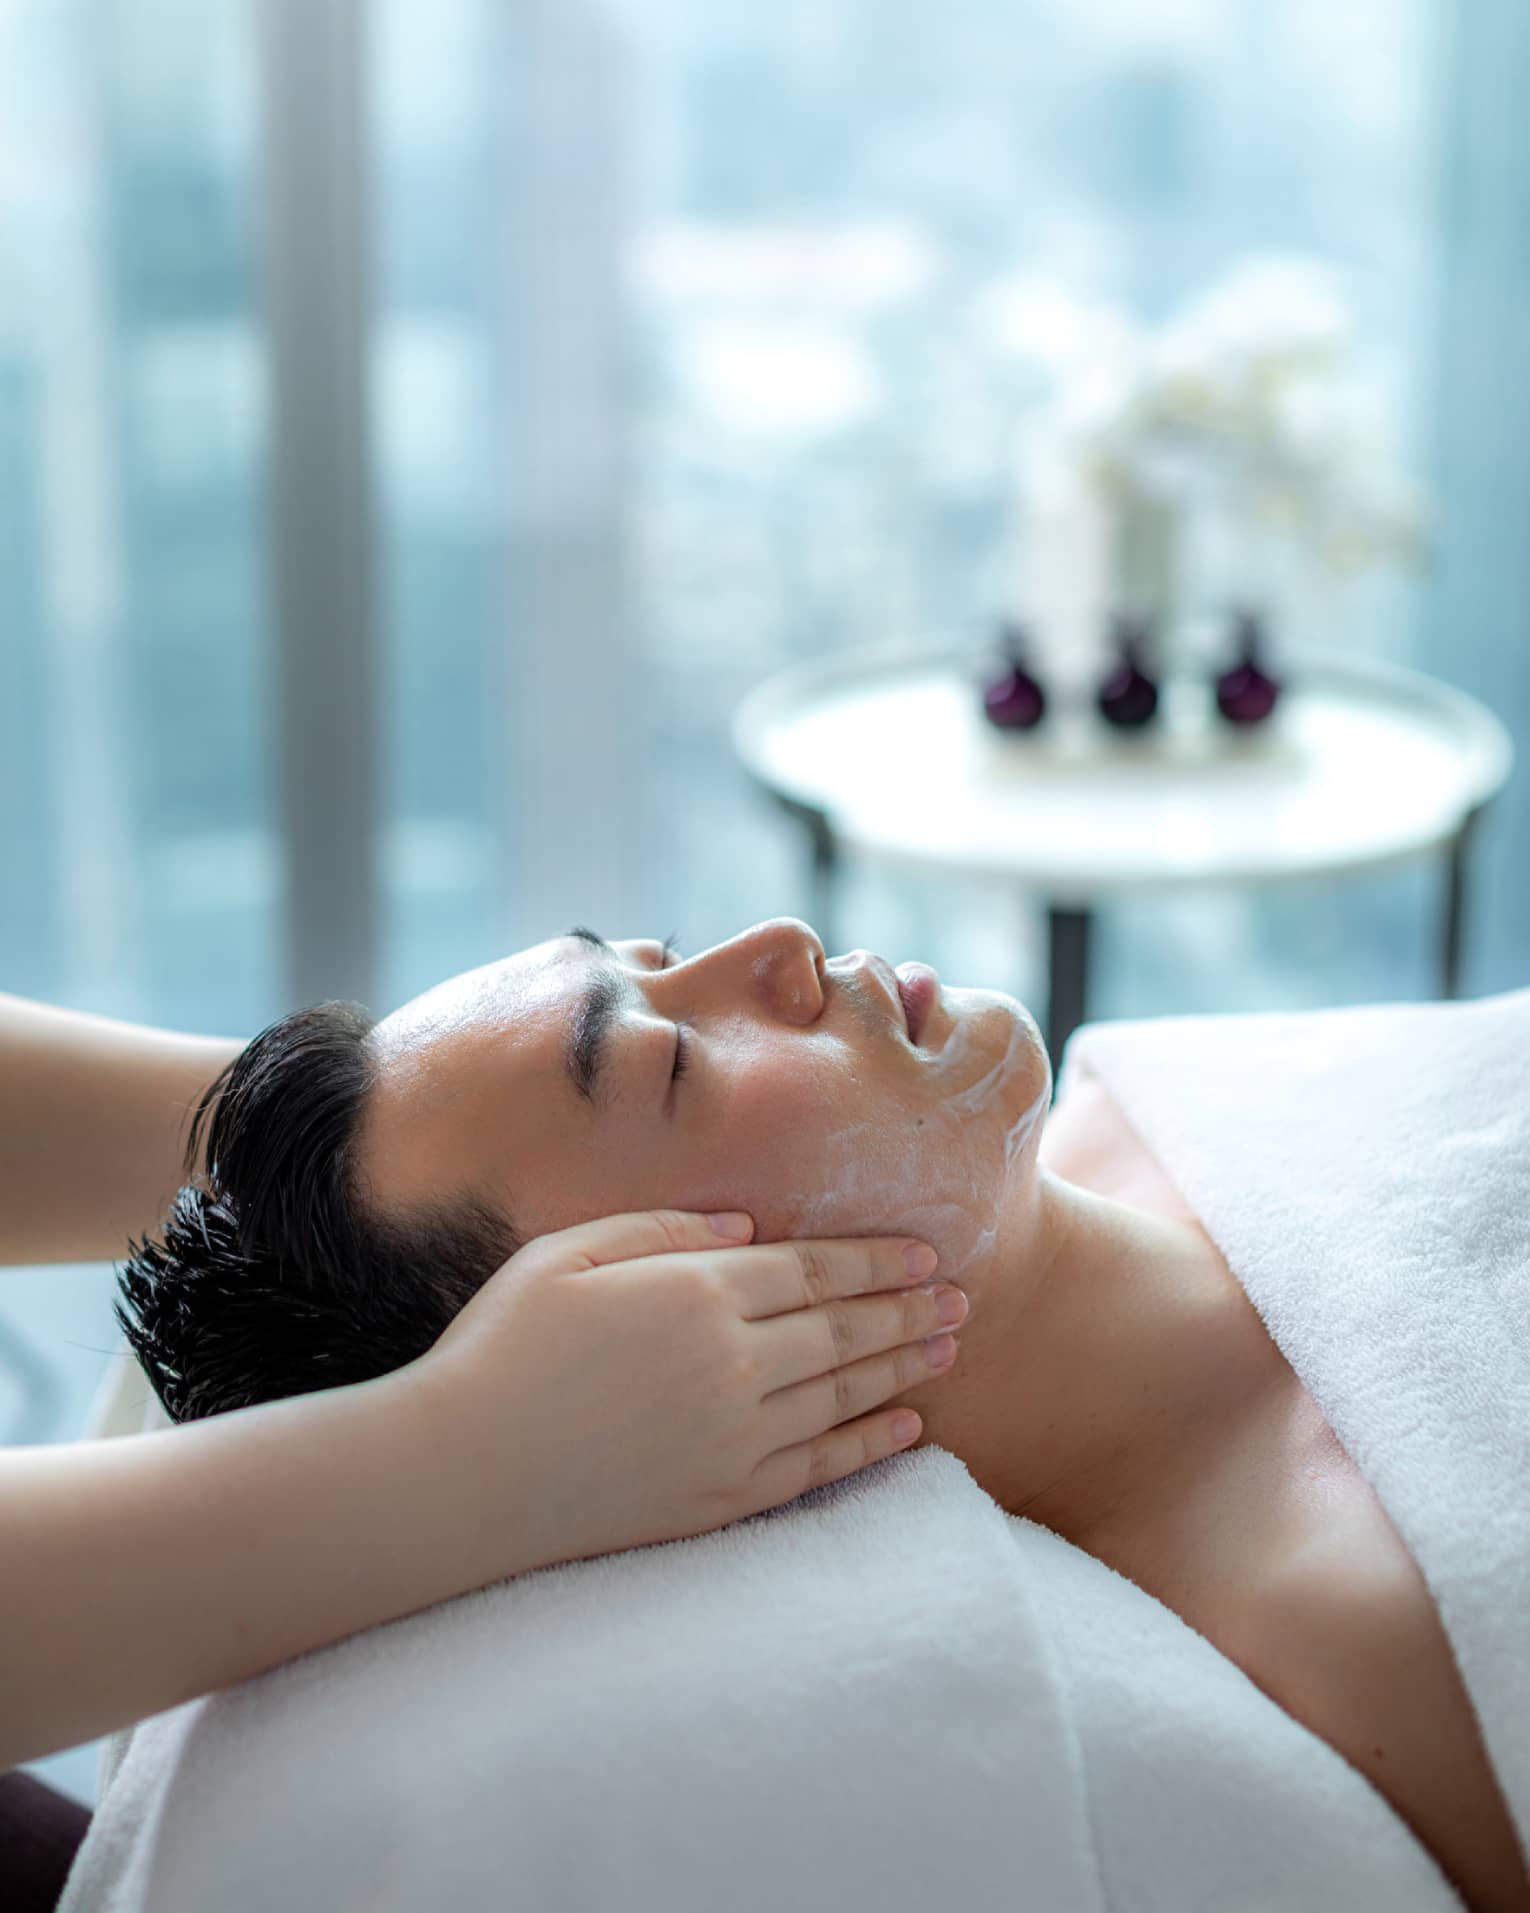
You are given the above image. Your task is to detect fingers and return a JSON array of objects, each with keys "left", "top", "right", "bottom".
[
  {"left": 729, "top": 1235, "right": 939, "bottom": 1320},
  {"left": 762, "top": 1332, "right": 960, "bottom": 1452},
  {"left": 752, "top": 1280, "right": 968, "bottom": 1390},
  {"left": 746, "top": 1405, "right": 927, "bottom": 1513},
  {"left": 512, "top": 1208, "right": 756, "bottom": 1276}
]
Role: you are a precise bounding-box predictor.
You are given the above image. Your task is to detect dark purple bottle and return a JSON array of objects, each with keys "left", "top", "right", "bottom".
[
  {"left": 1214, "top": 608, "right": 1282, "bottom": 725},
  {"left": 1096, "top": 615, "right": 1159, "bottom": 729},
  {"left": 982, "top": 619, "right": 1047, "bottom": 731}
]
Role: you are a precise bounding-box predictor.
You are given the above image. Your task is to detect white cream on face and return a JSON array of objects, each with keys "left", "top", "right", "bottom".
[
  {"left": 772, "top": 993, "right": 1049, "bottom": 1284},
  {"left": 936, "top": 1012, "right": 1045, "bottom": 1131}
]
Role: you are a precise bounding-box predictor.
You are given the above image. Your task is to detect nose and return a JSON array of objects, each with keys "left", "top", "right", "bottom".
[{"left": 663, "top": 917, "right": 825, "bottom": 1027}]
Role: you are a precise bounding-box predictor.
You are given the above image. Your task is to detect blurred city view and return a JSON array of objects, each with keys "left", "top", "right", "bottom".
[{"left": 1, "top": 0, "right": 1521, "bottom": 1051}]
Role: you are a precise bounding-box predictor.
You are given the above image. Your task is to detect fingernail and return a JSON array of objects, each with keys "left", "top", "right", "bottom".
[
  {"left": 934, "top": 1285, "right": 968, "bottom": 1327},
  {"left": 902, "top": 1241, "right": 938, "bottom": 1279},
  {"left": 707, "top": 1211, "right": 752, "bottom": 1241},
  {"left": 924, "top": 1333, "right": 958, "bottom": 1370},
  {"left": 892, "top": 1410, "right": 921, "bottom": 1444}
]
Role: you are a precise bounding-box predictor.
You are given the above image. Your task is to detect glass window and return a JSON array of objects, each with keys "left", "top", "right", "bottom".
[{"left": 0, "top": 0, "right": 275, "bottom": 1032}]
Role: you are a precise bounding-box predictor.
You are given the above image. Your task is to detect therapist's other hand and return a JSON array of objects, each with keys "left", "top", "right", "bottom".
[{"left": 416, "top": 1209, "right": 964, "bottom": 1570}]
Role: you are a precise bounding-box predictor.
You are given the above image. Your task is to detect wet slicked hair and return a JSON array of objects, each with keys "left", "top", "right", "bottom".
[{"left": 116, "top": 1003, "right": 520, "bottom": 1423}]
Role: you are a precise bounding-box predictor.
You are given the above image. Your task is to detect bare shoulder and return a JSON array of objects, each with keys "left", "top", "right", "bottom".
[
  {"left": 1040, "top": 1067, "right": 1201, "bottom": 1227},
  {"left": 1251, "top": 1496, "right": 1530, "bottom": 1913}
]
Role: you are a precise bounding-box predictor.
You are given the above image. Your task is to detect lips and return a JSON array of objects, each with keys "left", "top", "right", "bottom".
[
  {"left": 895, "top": 962, "right": 939, "bottom": 1044},
  {"left": 845, "top": 950, "right": 940, "bottom": 1046}
]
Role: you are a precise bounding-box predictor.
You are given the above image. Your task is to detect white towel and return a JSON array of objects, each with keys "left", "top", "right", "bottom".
[
  {"left": 67, "top": 984, "right": 1530, "bottom": 1913},
  {"left": 68, "top": 1450, "right": 1109, "bottom": 1913},
  {"left": 61, "top": 1444, "right": 1451, "bottom": 1913}
]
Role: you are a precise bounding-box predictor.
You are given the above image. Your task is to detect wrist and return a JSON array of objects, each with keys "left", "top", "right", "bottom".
[{"left": 386, "top": 1349, "right": 560, "bottom": 1591}]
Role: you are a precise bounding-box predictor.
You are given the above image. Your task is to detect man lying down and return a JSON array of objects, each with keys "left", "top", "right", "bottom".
[{"left": 118, "top": 917, "right": 1528, "bottom": 1913}]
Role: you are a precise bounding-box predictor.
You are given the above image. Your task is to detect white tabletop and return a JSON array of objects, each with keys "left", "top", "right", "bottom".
[{"left": 732, "top": 642, "right": 1513, "bottom": 904}]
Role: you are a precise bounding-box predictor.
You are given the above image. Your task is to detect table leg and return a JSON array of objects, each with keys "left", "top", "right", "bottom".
[
  {"left": 1439, "top": 808, "right": 1482, "bottom": 1000},
  {"left": 805, "top": 810, "right": 840, "bottom": 953},
  {"left": 1046, "top": 906, "right": 1093, "bottom": 1065}
]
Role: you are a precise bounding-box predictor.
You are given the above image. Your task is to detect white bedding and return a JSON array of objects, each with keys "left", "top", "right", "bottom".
[
  {"left": 64, "top": 985, "right": 1530, "bottom": 1912},
  {"left": 61, "top": 1446, "right": 1454, "bottom": 1913}
]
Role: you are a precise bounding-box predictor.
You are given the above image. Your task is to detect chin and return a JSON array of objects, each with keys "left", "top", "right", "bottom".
[{"left": 945, "top": 988, "right": 1051, "bottom": 1100}]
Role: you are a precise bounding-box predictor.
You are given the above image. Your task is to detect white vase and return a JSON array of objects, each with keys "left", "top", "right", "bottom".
[{"left": 1112, "top": 486, "right": 1191, "bottom": 680}]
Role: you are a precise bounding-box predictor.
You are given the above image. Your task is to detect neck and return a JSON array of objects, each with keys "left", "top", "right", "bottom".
[{"left": 915, "top": 1165, "right": 1273, "bottom": 1546}]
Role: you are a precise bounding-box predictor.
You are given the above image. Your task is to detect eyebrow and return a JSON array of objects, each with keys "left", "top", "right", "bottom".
[{"left": 564, "top": 925, "right": 625, "bottom": 1106}]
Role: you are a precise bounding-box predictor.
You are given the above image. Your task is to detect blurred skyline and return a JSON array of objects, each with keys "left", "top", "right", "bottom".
[{"left": 2, "top": 0, "right": 1519, "bottom": 1048}]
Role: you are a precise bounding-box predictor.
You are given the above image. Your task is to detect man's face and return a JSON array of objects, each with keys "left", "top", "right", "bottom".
[{"left": 358, "top": 918, "right": 1051, "bottom": 1283}]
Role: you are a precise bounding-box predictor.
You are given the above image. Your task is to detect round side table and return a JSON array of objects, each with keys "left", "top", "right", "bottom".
[{"left": 731, "top": 642, "right": 1514, "bottom": 1062}]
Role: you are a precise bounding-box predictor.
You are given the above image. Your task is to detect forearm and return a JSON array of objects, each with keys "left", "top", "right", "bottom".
[
  {"left": 0, "top": 1364, "right": 544, "bottom": 1769},
  {"left": 0, "top": 993, "right": 242, "bottom": 1265}
]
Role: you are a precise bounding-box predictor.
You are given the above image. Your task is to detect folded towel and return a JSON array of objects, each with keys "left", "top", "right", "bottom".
[{"left": 69, "top": 984, "right": 1530, "bottom": 1913}]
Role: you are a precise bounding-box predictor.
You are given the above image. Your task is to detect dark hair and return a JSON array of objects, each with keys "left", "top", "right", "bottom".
[{"left": 116, "top": 1003, "right": 521, "bottom": 1423}]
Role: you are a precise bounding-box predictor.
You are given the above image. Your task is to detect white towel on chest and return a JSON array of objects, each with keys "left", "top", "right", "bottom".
[{"left": 1061, "top": 981, "right": 1530, "bottom": 1876}]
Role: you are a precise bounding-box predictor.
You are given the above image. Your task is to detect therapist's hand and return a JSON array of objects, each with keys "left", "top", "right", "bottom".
[{"left": 415, "top": 1209, "right": 965, "bottom": 1572}]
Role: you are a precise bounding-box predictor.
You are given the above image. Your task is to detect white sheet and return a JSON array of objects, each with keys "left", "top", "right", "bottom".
[{"left": 68, "top": 984, "right": 1530, "bottom": 1912}]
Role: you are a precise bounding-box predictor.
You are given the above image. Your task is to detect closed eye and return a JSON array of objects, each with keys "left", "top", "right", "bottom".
[{"left": 658, "top": 934, "right": 690, "bottom": 1085}]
